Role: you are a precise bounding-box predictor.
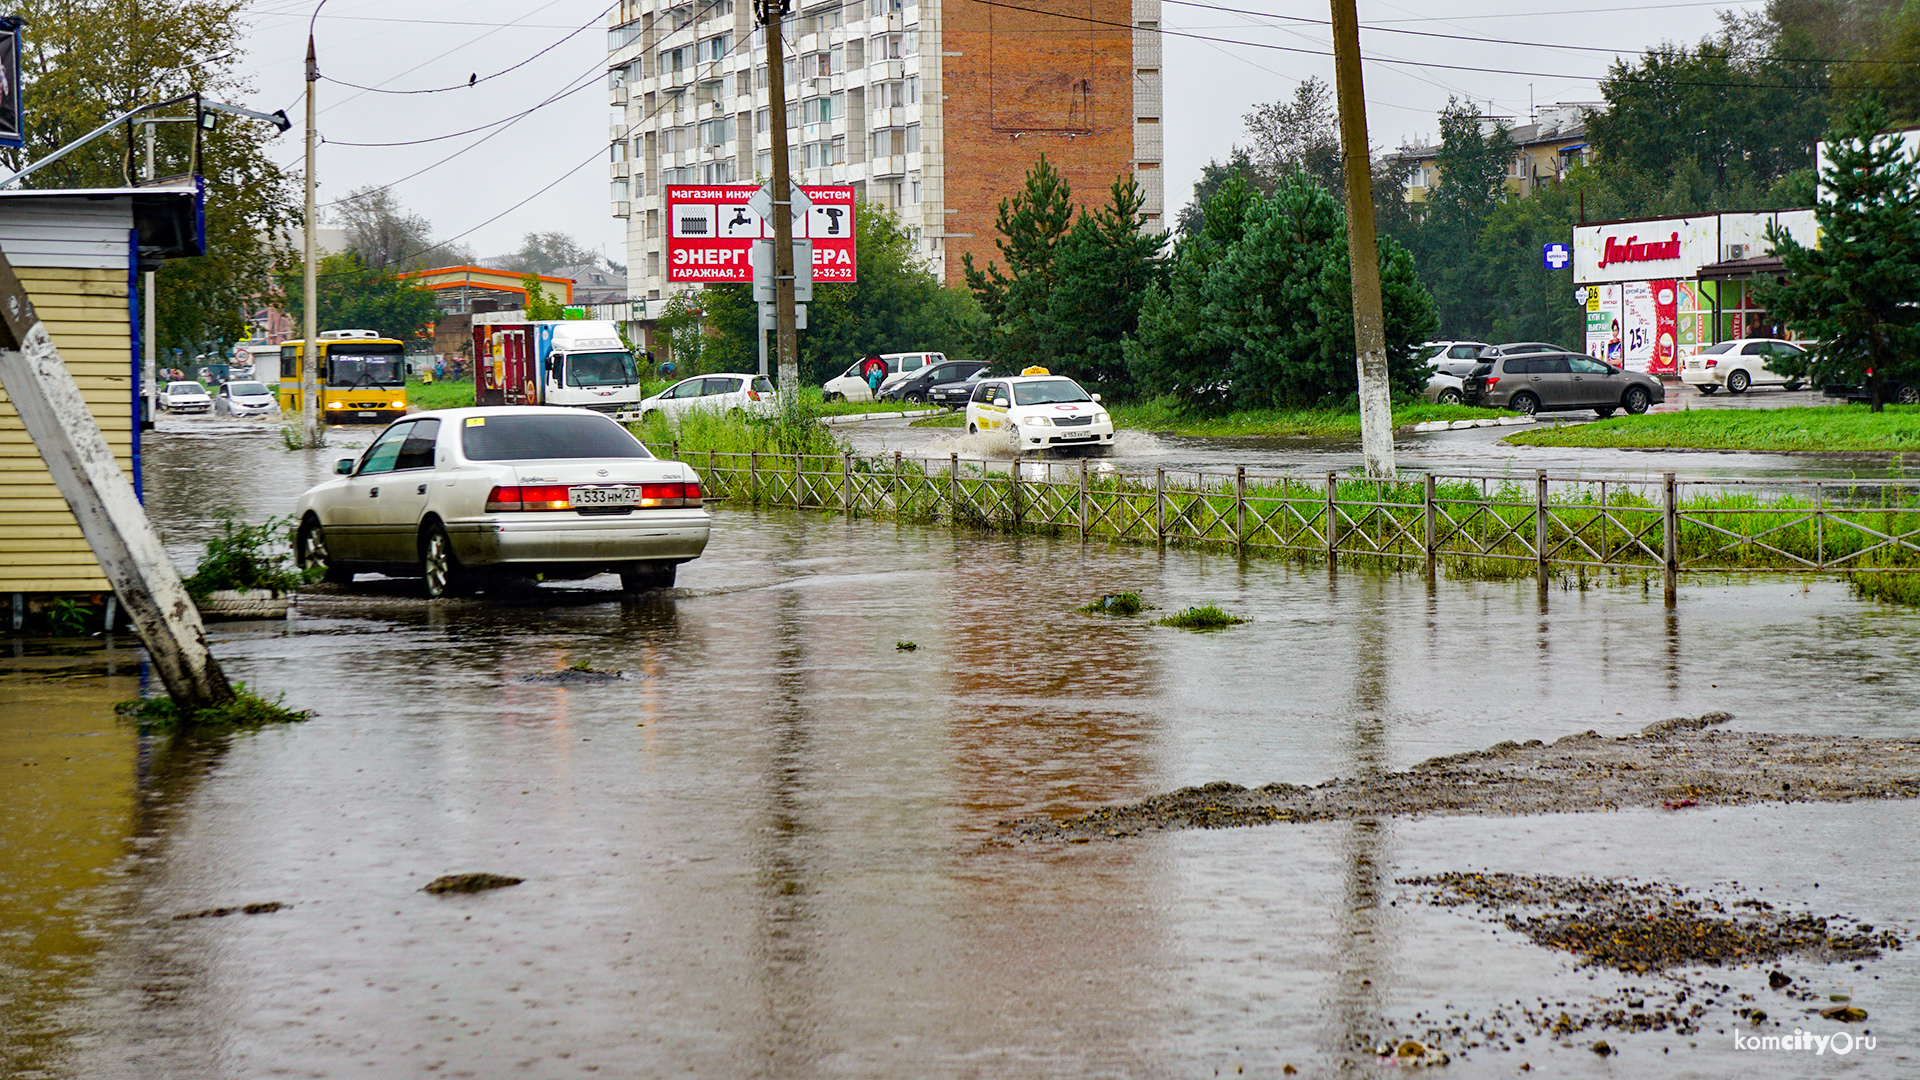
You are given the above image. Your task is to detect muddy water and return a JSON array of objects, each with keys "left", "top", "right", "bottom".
[{"left": 2, "top": 418, "right": 1917, "bottom": 1078}]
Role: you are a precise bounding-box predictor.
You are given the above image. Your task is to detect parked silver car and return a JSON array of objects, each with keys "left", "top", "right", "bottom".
[
  {"left": 214, "top": 380, "right": 279, "bottom": 417},
  {"left": 1460, "top": 352, "right": 1665, "bottom": 417},
  {"left": 293, "top": 407, "right": 709, "bottom": 597}
]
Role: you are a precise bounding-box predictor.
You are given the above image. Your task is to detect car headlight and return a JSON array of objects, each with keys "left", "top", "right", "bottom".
[
  {"left": 1020, "top": 415, "right": 1053, "bottom": 427},
  {"left": 390, "top": 400, "right": 405, "bottom": 408},
  {"left": 325, "top": 401, "right": 344, "bottom": 409}
]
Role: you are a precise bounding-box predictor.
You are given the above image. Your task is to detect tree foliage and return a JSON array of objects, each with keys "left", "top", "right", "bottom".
[
  {"left": 964, "top": 157, "right": 1166, "bottom": 386},
  {"left": 521, "top": 274, "right": 570, "bottom": 320},
  {"left": 276, "top": 253, "right": 438, "bottom": 343},
  {"left": 512, "top": 231, "right": 602, "bottom": 275},
  {"left": 1755, "top": 96, "right": 1920, "bottom": 411},
  {"left": 5, "top": 0, "right": 298, "bottom": 356},
  {"left": 1243, "top": 77, "right": 1344, "bottom": 196},
  {"left": 1126, "top": 173, "right": 1437, "bottom": 409}
]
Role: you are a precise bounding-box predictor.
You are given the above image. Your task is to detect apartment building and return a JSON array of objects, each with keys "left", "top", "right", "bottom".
[
  {"left": 1398, "top": 104, "right": 1596, "bottom": 206},
  {"left": 606, "top": 0, "right": 1164, "bottom": 309}
]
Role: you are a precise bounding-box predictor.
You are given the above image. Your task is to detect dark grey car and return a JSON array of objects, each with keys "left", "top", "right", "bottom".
[{"left": 1460, "top": 352, "right": 1665, "bottom": 417}]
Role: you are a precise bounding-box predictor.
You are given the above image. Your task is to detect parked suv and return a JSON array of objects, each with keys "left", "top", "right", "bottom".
[
  {"left": 1460, "top": 352, "right": 1665, "bottom": 417},
  {"left": 880, "top": 359, "right": 987, "bottom": 404}
]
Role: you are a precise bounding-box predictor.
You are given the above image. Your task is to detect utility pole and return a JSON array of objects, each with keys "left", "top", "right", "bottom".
[
  {"left": 301, "top": 32, "right": 322, "bottom": 447},
  {"left": 757, "top": 0, "right": 801, "bottom": 416},
  {"left": 1330, "top": 0, "right": 1395, "bottom": 478},
  {"left": 142, "top": 123, "right": 157, "bottom": 430}
]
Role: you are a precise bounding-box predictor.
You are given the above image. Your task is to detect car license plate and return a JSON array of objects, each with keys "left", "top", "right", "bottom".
[
  {"left": 358, "top": 411, "right": 378, "bottom": 418},
  {"left": 569, "top": 485, "right": 641, "bottom": 507}
]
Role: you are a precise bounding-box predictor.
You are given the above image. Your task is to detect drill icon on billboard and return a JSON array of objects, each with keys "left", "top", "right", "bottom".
[{"left": 820, "top": 207, "right": 845, "bottom": 236}]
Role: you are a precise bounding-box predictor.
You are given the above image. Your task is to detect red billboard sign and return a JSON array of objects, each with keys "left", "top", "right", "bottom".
[{"left": 665, "top": 184, "right": 857, "bottom": 284}]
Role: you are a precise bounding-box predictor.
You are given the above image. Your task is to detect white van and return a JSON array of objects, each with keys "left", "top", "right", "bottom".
[{"left": 821, "top": 351, "right": 947, "bottom": 402}]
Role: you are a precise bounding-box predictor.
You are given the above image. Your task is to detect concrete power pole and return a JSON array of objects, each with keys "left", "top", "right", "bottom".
[
  {"left": 301, "top": 33, "right": 322, "bottom": 447},
  {"left": 1329, "top": 0, "right": 1395, "bottom": 478},
  {"left": 757, "top": 0, "right": 801, "bottom": 416}
]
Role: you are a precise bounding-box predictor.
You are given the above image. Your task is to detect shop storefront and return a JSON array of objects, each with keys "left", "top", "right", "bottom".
[{"left": 1572, "top": 210, "right": 1815, "bottom": 375}]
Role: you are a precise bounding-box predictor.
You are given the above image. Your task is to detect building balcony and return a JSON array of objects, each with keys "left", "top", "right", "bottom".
[
  {"left": 610, "top": 84, "right": 629, "bottom": 106},
  {"left": 611, "top": 161, "right": 632, "bottom": 179},
  {"left": 612, "top": 200, "right": 631, "bottom": 218},
  {"left": 869, "top": 154, "right": 906, "bottom": 177}
]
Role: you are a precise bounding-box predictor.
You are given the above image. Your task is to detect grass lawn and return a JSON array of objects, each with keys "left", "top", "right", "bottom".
[
  {"left": 407, "top": 376, "right": 475, "bottom": 411},
  {"left": 1506, "top": 406, "right": 1920, "bottom": 453},
  {"left": 912, "top": 398, "right": 1508, "bottom": 435}
]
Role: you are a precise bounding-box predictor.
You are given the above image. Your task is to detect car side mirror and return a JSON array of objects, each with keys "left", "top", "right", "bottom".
[
  {"left": 1090, "top": 393, "right": 1102, "bottom": 403},
  {"left": 993, "top": 397, "right": 1009, "bottom": 408},
  {"left": 335, "top": 458, "right": 356, "bottom": 475}
]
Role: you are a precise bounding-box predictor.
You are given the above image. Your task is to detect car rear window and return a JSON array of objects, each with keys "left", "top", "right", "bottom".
[
  {"left": 460, "top": 414, "right": 653, "bottom": 460},
  {"left": 1700, "top": 343, "right": 1735, "bottom": 354}
]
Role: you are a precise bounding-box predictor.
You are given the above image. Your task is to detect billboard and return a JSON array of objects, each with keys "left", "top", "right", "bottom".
[
  {"left": 0, "top": 19, "right": 20, "bottom": 150},
  {"left": 665, "top": 184, "right": 856, "bottom": 284}
]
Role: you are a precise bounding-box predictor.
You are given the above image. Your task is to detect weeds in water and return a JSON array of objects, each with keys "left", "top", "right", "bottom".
[
  {"left": 117, "top": 684, "right": 312, "bottom": 731},
  {"left": 1079, "top": 592, "right": 1145, "bottom": 616},
  {"left": 568, "top": 659, "right": 596, "bottom": 671},
  {"left": 45, "top": 597, "right": 90, "bottom": 636},
  {"left": 1156, "top": 605, "right": 1245, "bottom": 630},
  {"left": 1847, "top": 572, "right": 1920, "bottom": 605},
  {"left": 896, "top": 640, "right": 918, "bottom": 651},
  {"left": 280, "top": 424, "right": 328, "bottom": 450},
  {"left": 184, "top": 513, "right": 315, "bottom": 599}
]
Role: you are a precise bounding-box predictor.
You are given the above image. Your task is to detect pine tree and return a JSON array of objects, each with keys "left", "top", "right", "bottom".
[{"left": 1756, "top": 96, "right": 1920, "bottom": 412}]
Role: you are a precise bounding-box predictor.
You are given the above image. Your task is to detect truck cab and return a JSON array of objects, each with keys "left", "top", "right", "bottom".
[{"left": 474, "top": 317, "right": 641, "bottom": 413}]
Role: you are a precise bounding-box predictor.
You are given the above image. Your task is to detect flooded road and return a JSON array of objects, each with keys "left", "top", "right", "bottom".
[{"left": 3, "top": 416, "right": 1918, "bottom": 1078}]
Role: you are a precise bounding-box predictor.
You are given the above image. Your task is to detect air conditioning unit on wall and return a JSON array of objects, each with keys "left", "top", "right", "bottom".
[{"left": 1724, "top": 243, "right": 1752, "bottom": 261}]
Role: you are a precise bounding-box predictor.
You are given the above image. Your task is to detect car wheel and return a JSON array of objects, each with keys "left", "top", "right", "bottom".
[
  {"left": 1697, "top": 384, "right": 1717, "bottom": 395},
  {"left": 1436, "top": 388, "right": 1462, "bottom": 405},
  {"left": 1623, "top": 386, "right": 1652, "bottom": 414},
  {"left": 419, "top": 522, "right": 467, "bottom": 599},
  {"left": 296, "top": 516, "right": 354, "bottom": 585},
  {"left": 906, "top": 390, "right": 927, "bottom": 405},
  {"left": 823, "top": 391, "right": 841, "bottom": 403},
  {"left": 1593, "top": 406, "right": 1616, "bottom": 418},
  {"left": 618, "top": 561, "right": 676, "bottom": 592},
  {"left": 1726, "top": 369, "right": 1751, "bottom": 394},
  {"left": 967, "top": 422, "right": 978, "bottom": 434},
  {"left": 1509, "top": 392, "right": 1540, "bottom": 416},
  {"left": 1900, "top": 385, "right": 1920, "bottom": 405}
]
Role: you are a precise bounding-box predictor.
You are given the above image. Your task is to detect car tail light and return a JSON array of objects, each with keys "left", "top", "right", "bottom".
[
  {"left": 747, "top": 390, "right": 762, "bottom": 401},
  {"left": 485, "top": 484, "right": 572, "bottom": 512},
  {"left": 1484, "top": 376, "right": 1500, "bottom": 389},
  {"left": 637, "top": 481, "right": 703, "bottom": 507},
  {"left": 1704, "top": 357, "right": 1717, "bottom": 368}
]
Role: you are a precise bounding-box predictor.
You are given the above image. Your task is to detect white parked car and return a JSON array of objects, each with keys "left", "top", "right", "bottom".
[
  {"left": 638, "top": 373, "right": 777, "bottom": 421},
  {"left": 964, "top": 369, "right": 1114, "bottom": 455},
  {"left": 1425, "top": 369, "right": 1466, "bottom": 405},
  {"left": 157, "top": 381, "right": 212, "bottom": 413},
  {"left": 1681, "top": 338, "right": 1809, "bottom": 394},
  {"left": 821, "top": 351, "right": 948, "bottom": 402},
  {"left": 214, "top": 380, "right": 279, "bottom": 417},
  {"left": 293, "top": 407, "right": 710, "bottom": 597}
]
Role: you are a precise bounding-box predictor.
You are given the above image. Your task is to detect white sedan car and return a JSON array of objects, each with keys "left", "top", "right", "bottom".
[
  {"left": 1681, "top": 338, "right": 1809, "bottom": 394},
  {"left": 293, "top": 407, "right": 710, "bottom": 598},
  {"left": 964, "top": 369, "right": 1115, "bottom": 455},
  {"left": 157, "top": 381, "right": 212, "bottom": 413},
  {"left": 638, "top": 373, "right": 777, "bottom": 421},
  {"left": 214, "top": 380, "right": 279, "bottom": 417}
]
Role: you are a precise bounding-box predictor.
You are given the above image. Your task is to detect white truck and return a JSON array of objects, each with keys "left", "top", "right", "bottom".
[{"left": 472, "top": 316, "right": 643, "bottom": 415}]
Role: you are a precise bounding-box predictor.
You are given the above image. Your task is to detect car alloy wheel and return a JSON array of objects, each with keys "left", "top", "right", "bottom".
[
  {"left": 1623, "top": 386, "right": 1651, "bottom": 414},
  {"left": 1900, "top": 385, "right": 1920, "bottom": 405},
  {"left": 296, "top": 516, "right": 353, "bottom": 585},
  {"left": 1437, "top": 388, "right": 1462, "bottom": 405},
  {"left": 420, "top": 523, "right": 465, "bottom": 599},
  {"left": 1726, "top": 369, "right": 1751, "bottom": 394},
  {"left": 1509, "top": 392, "right": 1540, "bottom": 416}
]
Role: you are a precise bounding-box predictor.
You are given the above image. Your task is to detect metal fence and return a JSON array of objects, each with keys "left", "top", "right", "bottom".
[{"left": 661, "top": 445, "right": 1920, "bottom": 601}]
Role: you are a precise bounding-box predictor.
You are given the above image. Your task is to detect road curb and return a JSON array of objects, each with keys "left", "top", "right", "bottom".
[{"left": 1409, "top": 415, "right": 1537, "bottom": 433}]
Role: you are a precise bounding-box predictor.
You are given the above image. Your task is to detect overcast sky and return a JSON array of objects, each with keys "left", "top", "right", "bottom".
[{"left": 234, "top": 0, "right": 1755, "bottom": 262}]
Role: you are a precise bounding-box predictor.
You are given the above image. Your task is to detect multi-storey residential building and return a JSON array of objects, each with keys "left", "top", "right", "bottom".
[
  {"left": 1397, "top": 104, "right": 1597, "bottom": 207},
  {"left": 606, "top": 0, "right": 1163, "bottom": 315}
]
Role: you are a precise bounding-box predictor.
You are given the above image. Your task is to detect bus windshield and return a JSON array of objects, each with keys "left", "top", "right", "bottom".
[
  {"left": 328, "top": 345, "right": 406, "bottom": 388},
  {"left": 562, "top": 350, "right": 639, "bottom": 388}
]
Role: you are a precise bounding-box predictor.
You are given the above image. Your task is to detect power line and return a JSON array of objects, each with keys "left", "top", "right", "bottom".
[{"left": 321, "top": 1, "right": 617, "bottom": 94}]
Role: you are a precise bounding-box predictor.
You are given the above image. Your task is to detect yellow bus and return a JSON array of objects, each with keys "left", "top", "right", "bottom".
[{"left": 278, "top": 330, "right": 410, "bottom": 424}]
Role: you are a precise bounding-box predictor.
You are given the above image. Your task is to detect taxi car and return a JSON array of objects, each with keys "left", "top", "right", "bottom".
[
  {"left": 293, "top": 407, "right": 709, "bottom": 598},
  {"left": 964, "top": 368, "right": 1114, "bottom": 454}
]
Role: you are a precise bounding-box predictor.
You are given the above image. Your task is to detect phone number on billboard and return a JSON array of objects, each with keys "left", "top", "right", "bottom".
[{"left": 813, "top": 266, "right": 856, "bottom": 281}]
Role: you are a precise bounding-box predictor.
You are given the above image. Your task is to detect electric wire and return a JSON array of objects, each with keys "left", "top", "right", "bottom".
[{"left": 321, "top": 1, "right": 618, "bottom": 94}]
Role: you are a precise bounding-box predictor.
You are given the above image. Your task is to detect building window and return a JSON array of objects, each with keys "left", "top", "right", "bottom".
[
  {"left": 905, "top": 122, "right": 919, "bottom": 153},
  {"left": 611, "top": 179, "right": 631, "bottom": 201},
  {"left": 868, "top": 0, "right": 902, "bottom": 15},
  {"left": 647, "top": 251, "right": 661, "bottom": 277},
  {"left": 905, "top": 75, "right": 918, "bottom": 104},
  {"left": 702, "top": 33, "right": 732, "bottom": 62},
  {"left": 756, "top": 107, "right": 770, "bottom": 133},
  {"left": 872, "top": 32, "right": 902, "bottom": 59},
  {"left": 903, "top": 28, "right": 918, "bottom": 54}
]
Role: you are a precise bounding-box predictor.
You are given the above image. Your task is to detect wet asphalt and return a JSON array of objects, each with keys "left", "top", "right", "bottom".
[{"left": 0, "top": 409, "right": 1916, "bottom": 1079}]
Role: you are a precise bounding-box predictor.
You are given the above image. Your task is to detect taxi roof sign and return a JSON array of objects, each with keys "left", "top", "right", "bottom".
[{"left": 1021, "top": 366, "right": 1051, "bottom": 375}]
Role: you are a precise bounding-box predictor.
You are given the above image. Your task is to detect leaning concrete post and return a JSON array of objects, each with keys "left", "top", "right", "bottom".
[{"left": 0, "top": 248, "right": 232, "bottom": 710}]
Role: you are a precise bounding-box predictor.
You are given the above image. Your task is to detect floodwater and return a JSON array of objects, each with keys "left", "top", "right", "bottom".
[{"left": 3, "top": 416, "right": 1919, "bottom": 1078}]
